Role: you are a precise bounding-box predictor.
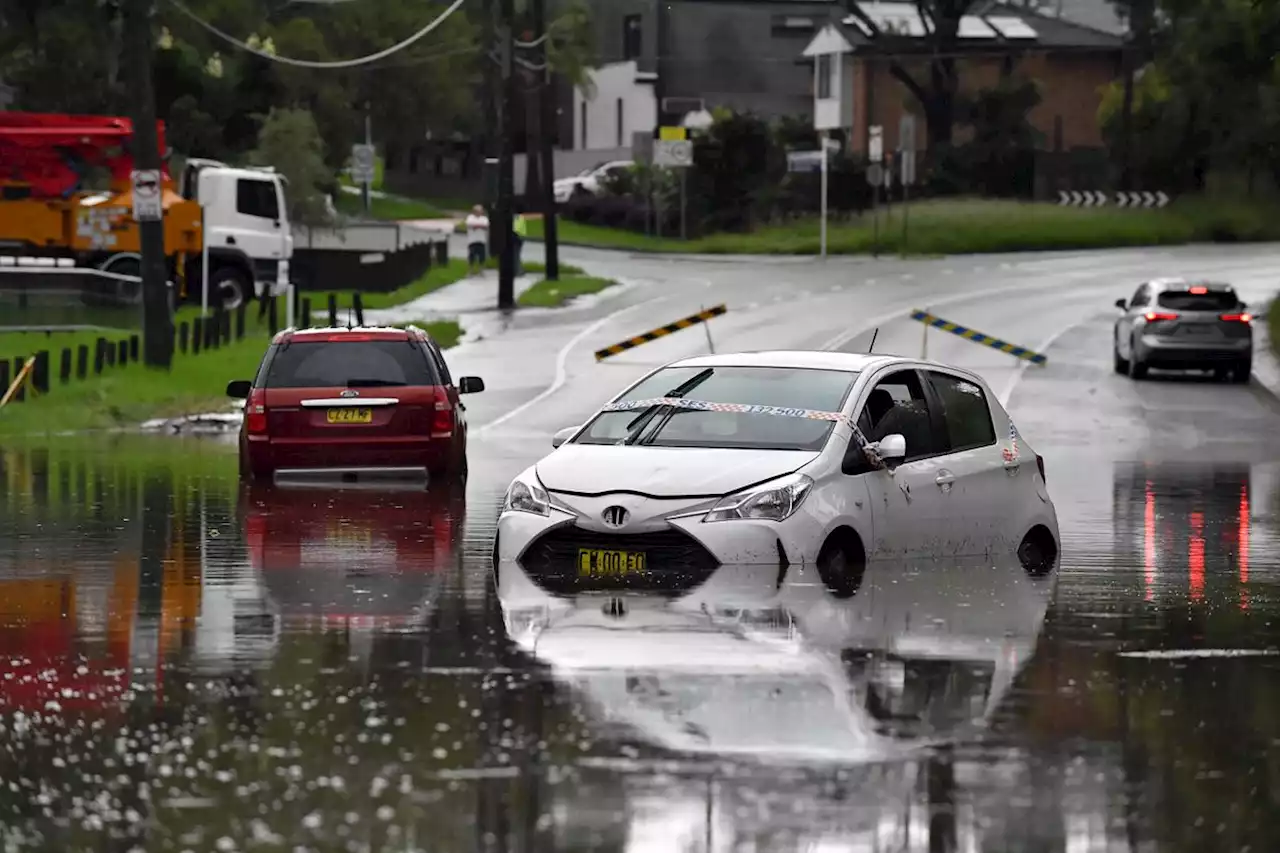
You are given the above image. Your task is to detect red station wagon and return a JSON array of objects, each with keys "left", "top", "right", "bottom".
[{"left": 227, "top": 326, "right": 484, "bottom": 483}]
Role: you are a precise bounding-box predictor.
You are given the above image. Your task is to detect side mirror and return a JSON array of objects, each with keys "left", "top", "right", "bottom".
[
  {"left": 458, "top": 376, "right": 485, "bottom": 394},
  {"left": 1115, "top": 298, "right": 1128, "bottom": 310},
  {"left": 873, "top": 434, "right": 907, "bottom": 465},
  {"left": 226, "top": 379, "right": 252, "bottom": 399},
  {"left": 551, "top": 426, "right": 578, "bottom": 449}
]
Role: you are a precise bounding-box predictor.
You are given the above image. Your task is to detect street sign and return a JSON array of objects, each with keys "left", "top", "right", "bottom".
[
  {"left": 659, "top": 126, "right": 688, "bottom": 141},
  {"left": 351, "top": 143, "right": 376, "bottom": 183},
  {"left": 899, "top": 115, "right": 917, "bottom": 185},
  {"left": 130, "top": 169, "right": 162, "bottom": 222},
  {"left": 867, "top": 163, "right": 884, "bottom": 186},
  {"left": 654, "top": 139, "right": 693, "bottom": 168},
  {"left": 869, "top": 125, "right": 883, "bottom": 163},
  {"left": 787, "top": 150, "right": 825, "bottom": 173},
  {"left": 632, "top": 131, "right": 654, "bottom": 165}
]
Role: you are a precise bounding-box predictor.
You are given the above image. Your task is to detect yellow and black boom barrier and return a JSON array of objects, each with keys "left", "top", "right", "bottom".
[
  {"left": 910, "top": 310, "right": 1047, "bottom": 365},
  {"left": 595, "top": 304, "right": 727, "bottom": 361}
]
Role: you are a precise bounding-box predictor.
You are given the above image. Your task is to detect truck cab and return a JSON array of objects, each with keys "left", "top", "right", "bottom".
[{"left": 180, "top": 159, "right": 293, "bottom": 309}]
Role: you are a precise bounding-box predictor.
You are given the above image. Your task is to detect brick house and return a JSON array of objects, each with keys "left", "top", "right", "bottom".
[{"left": 803, "top": 2, "right": 1124, "bottom": 159}]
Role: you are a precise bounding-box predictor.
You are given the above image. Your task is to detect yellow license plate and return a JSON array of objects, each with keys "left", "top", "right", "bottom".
[
  {"left": 326, "top": 408, "right": 372, "bottom": 424},
  {"left": 578, "top": 548, "right": 647, "bottom": 577}
]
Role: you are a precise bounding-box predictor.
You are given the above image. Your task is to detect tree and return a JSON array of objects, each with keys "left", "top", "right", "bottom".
[
  {"left": 249, "top": 106, "right": 332, "bottom": 226},
  {"left": 844, "top": 0, "right": 978, "bottom": 148}
]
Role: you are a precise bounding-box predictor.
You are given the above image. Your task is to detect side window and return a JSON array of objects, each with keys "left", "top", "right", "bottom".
[
  {"left": 1129, "top": 284, "right": 1149, "bottom": 308},
  {"left": 926, "top": 372, "right": 996, "bottom": 452},
  {"left": 425, "top": 341, "right": 453, "bottom": 385},
  {"left": 855, "top": 369, "right": 945, "bottom": 461},
  {"left": 236, "top": 178, "right": 280, "bottom": 220}
]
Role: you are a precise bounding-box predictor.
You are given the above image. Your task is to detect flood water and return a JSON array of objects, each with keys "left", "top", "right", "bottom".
[{"left": 0, "top": 436, "right": 1277, "bottom": 852}]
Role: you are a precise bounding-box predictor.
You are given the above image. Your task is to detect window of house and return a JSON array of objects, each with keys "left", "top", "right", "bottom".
[
  {"left": 817, "top": 54, "right": 833, "bottom": 100},
  {"left": 623, "top": 15, "right": 642, "bottom": 61},
  {"left": 236, "top": 178, "right": 279, "bottom": 220}
]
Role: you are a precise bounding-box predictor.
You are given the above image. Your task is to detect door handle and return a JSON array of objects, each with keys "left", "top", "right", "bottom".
[{"left": 935, "top": 471, "right": 955, "bottom": 489}]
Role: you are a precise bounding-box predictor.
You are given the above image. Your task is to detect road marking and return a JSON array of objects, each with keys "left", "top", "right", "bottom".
[
  {"left": 998, "top": 318, "right": 1087, "bottom": 406},
  {"left": 1118, "top": 648, "right": 1278, "bottom": 659},
  {"left": 476, "top": 297, "right": 667, "bottom": 434}
]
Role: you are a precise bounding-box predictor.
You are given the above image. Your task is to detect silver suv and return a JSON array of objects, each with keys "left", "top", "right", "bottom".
[{"left": 1113, "top": 279, "right": 1253, "bottom": 382}]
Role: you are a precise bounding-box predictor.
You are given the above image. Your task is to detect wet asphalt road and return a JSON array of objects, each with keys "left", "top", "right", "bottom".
[{"left": 2, "top": 245, "right": 1280, "bottom": 851}]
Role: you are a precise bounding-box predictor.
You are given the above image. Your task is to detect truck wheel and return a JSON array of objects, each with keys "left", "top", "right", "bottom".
[
  {"left": 97, "top": 254, "right": 143, "bottom": 305},
  {"left": 211, "top": 266, "right": 249, "bottom": 312}
]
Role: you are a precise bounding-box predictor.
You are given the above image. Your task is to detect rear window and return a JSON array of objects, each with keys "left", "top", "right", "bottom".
[
  {"left": 262, "top": 340, "right": 438, "bottom": 389},
  {"left": 1157, "top": 290, "right": 1237, "bottom": 311}
]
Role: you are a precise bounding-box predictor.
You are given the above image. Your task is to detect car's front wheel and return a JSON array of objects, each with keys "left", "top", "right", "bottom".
[{"left": 815, "top": 532, "right": 866, "bottom": 600}]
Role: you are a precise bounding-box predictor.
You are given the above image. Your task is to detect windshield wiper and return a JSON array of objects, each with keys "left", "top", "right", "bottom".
[{"left": 618, "top": 368, "right": 715, "bottom": 446}]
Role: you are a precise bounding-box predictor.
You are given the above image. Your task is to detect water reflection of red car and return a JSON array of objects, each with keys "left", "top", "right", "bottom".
[{"left": 237, "top": 482, "right": 466, "bottom": 628}]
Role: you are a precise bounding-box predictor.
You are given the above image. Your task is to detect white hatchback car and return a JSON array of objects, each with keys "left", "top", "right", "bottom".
[{"left": 495, "top": 352, "right": 1059, "bottom": 589}]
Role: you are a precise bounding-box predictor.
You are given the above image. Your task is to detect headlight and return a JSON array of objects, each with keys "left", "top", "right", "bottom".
[
  {"left": 703, "top": 473, "right": 814, "bottom": 523},
  {"left": 503, "top": 475, "right": 550, "bottom": 516}
]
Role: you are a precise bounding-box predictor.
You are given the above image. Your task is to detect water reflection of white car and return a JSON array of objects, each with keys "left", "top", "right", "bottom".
[
  {"left": 497, "top": 553, "right": 1056, "bottom": 764},
  {"left": 496, "top": 352, "right": 1060, "bottom": 593}
]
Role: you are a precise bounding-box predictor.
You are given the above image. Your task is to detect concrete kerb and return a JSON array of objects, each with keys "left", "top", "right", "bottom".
[{"left": 1249, "top": 298, "right": 1280, "bottom": 403}]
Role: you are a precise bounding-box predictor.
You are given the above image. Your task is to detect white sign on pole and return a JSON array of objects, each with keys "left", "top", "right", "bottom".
[
  {"left": 351, "top": 143, "right": 377, "bottom": 183},
  {"left": 131, "top": 169, "right": 163, "bottom": 222},
  {"left": 899, "top": 115, "right": 917, "bottom": 185},
  {"left": 654, "top": 139, "right": 694, "bottom": 168},
  {"left": 869, "top": 126, "right": 884, "bottom": 164}
]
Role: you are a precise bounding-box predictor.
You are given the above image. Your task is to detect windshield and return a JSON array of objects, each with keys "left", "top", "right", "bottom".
[
  {"left": 575, "top": 365, "right": 858, "bottom": 451},
  {"left": 263, "top": 340, "right": 438, "bottom": 389},
  {"left": 1157, "top": 290, "right": 1238, "bottom": 311}
]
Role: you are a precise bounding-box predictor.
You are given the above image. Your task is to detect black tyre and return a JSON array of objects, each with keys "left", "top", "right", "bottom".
[
  {"left": 1018, "top": 528, "right": 1059, "bottom": 577},
  {"left": 1232, "top": 359, "right": 1252, "bottom": 384},
  {"left": 1127, "top": 339, "right": 1147, "bottom": 380},
  {"left": 210, "top": 266, "right": 250, "bottom": 312},
  {"left": 1113, "top": 346, "right": 1129, "bottom": 375},
  {"left": 1214, "top": 365, "right": 1233, "bottom": 382},
  {"left": 815, "top": 535, "right": 866, "bottom": 600}
]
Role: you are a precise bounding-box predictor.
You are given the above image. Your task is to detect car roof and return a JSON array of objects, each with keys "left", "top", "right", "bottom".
[
  {"left": 669, "top": 351, "right": 899, "bottom": 372},
  {"left": 272, "top": 326, "right": 426, "bottom": 345},
  {"left": 1148, "top": 278, "right": 1235, "bottom": 292}
]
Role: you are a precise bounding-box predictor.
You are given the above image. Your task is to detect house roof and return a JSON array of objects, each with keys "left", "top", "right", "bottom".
[{"left": 804, "top": 1, "right": 1124, "bottom": 56}]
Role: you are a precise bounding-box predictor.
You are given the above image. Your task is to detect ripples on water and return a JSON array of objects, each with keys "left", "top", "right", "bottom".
[{"left": 0, "top": 438, "right": 1276, "bottom": 851}]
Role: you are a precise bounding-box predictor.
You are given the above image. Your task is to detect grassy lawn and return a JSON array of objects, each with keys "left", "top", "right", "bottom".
[
  {"left": 527, "top": 197, "right": 1280, "bottom": 256},
  {"left": 518, "top": 275, "right": 616, "bottom": 308},
  {"left": 1269, "top": 298, "right": 1280, "bottom": 362},
  {"left": 0, "top": 318, "right": 461, "bottom": 435},
  {"left": 333, "top": 191, "right": 449, "bottom": 221}
]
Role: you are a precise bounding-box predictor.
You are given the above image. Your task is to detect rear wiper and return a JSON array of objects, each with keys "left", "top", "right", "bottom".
[
  {"left": 618, "top": 368, "right": 715, "bottom": 446},
  {"left": 345, "top": 378, "right": 408, "bottom": 387}
]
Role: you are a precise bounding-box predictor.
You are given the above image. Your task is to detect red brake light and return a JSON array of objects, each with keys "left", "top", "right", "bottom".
[
  {"left": 1220, "top": 313, "right": 1252, "bottom": 323},
  {"left": 1189, "top": 286, "right": 1208, "bottom": 294},
  {"left": 245, "top": 388, "right": 268, "bottom": 434},
  {"left": 1144, "top": 312, "right": 1177, "bottom": 322},
  {"left": 431, "top": 388, "right": 454, "bottom": 438},
  {"left": 1035, "top": 453, "right": 1045, "bottom": 483}
]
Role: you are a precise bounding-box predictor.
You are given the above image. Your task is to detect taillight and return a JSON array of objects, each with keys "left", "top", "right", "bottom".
[
  {"left": 1220, "top": 313, "right": 1253, "bottom": 323},
  {"left": 1035, "top": 454, "right": 1046, "bottom": 483},
  {"left": 431, "top": 388, "right": 454, "bottom": 438},
  {"left": 245, "top": 388, "right": 268, "bottom": 434},
  {"left": 1144, "top": 312, "right": 1178, "bottom": 322}
]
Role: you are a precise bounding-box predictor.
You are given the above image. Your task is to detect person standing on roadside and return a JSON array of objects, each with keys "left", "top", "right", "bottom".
[
  {"left": 513, "top": 212, "right": 528, "bottom": 276},
  {"left": 465, "top": 205, "right": 490, "bottom": 276}
]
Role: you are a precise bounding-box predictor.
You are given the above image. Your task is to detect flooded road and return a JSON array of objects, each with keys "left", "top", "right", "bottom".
[{"left": 0, "top": 425, "right": 1276, "bottom": 853}]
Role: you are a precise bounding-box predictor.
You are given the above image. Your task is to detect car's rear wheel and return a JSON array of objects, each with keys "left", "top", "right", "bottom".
[
  {"left": 815, "top": 530, "right": 866, "bottom": 600},
  {"left": 1017, "top": 526, "right": 1059, "bottom": 577},
  {"left": 1127, "top": 339, "right": 1148, "bottom": 380},
  {"left": 1232, "top": 359, "right": 1252, "bottom": 384},
  {"left": 1113, "top": 345, "right": 1129, "bottom": 375}
]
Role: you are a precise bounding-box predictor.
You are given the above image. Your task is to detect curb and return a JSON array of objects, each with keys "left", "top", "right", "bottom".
[{"left": 1250, "top": 299, "right": 1280, "bottom": 402}]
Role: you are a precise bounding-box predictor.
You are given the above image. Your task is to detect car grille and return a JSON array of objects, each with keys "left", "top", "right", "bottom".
[{"left": 520, "top": 526, "right": 721, "bottom": 596}]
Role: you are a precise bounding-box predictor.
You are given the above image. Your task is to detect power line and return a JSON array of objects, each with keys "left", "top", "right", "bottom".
[{"left": 165, "top": 0, "right": 469, "bottom": 69}]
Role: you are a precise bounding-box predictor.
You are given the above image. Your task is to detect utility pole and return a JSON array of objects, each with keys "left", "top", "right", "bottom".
[
  {"left": 496, "top": 0, "right": 517, "bottom": 309},
  {"left": 123, "top": 0, "right": 173, "bottom": 368},
  {"left": 533, "top": 0, "right": 560, "bottom": 280},
  {"left": 363, "top": 103, "right": 373, "bottom": 213}
]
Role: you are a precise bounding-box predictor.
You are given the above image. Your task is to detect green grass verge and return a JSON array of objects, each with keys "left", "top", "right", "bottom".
[
  {"left": 333, "top": 192, "right": 448, "bottom": 221},
  {"left": 517, "top": 275, "right": 616, "bottom": 308},
  {"left": 527, "top": 197, "right": 1280, "bottom": 256},
  {"left": 1269, "top": 298, "right": 1280, "bottom": 363},
  {"left": 0, "top": 319, "right": 461, "bottom": 436}
]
